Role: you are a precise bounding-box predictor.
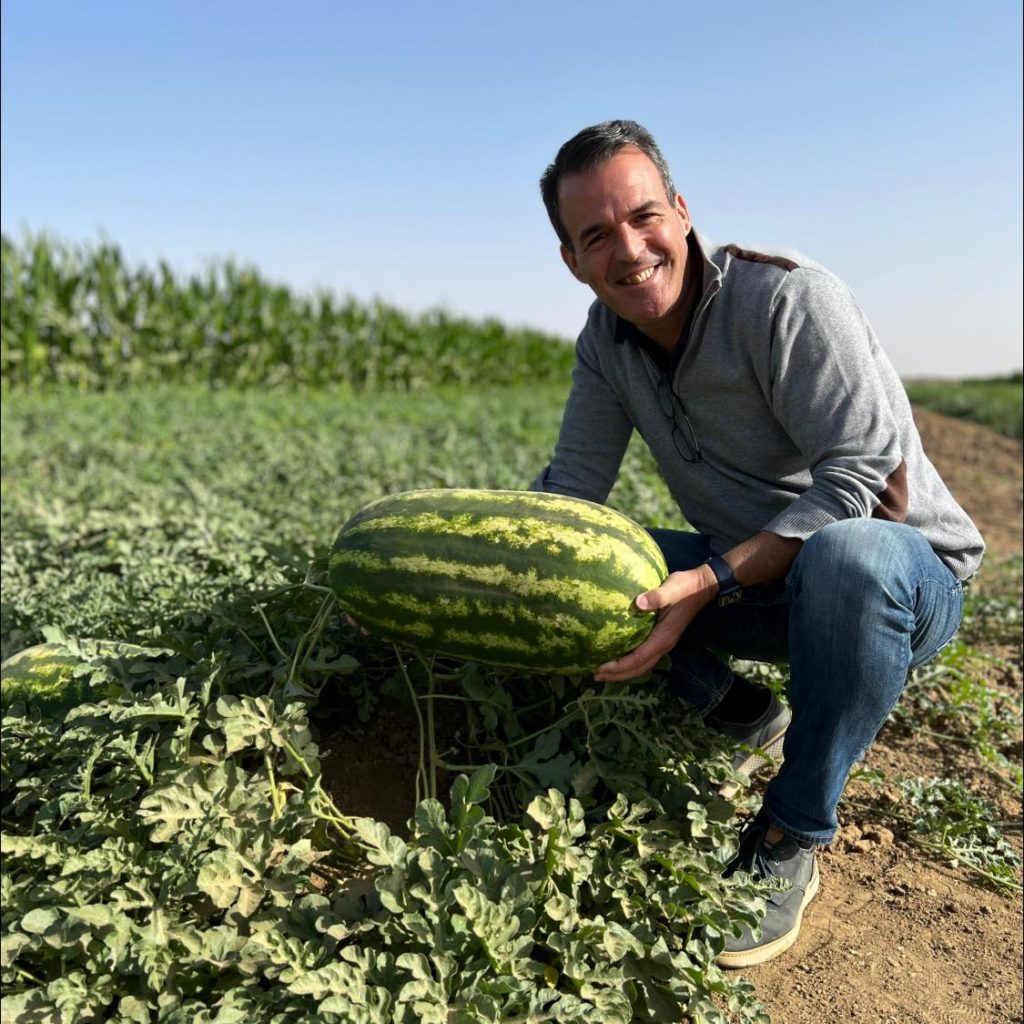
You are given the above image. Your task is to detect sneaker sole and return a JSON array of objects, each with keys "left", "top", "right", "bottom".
[
  {"left": 719, "top": 728, "right": 788, "bottom": 800},
  {"left": 716, "top": 860, "right": 820, "bottom": 969}
]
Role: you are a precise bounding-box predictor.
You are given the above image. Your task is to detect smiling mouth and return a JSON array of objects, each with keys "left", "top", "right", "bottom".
[{"left": 619, "top": 265, "right": 658, "bottom": 286}]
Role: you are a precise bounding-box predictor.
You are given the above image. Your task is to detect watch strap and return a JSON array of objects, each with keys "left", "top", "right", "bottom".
[{"left": 706, "top": 555, "right": 743, "bottom": 606}]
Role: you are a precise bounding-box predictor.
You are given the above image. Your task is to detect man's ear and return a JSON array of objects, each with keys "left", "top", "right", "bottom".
[
  {"left": 674, "top": 194, "right": 692, "bottom": 235},
  {"left": 560, "top": 244, "right": 583, "bottom": 281}
]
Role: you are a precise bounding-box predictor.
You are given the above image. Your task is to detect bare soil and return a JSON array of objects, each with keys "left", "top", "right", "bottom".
[
  {"left": 746, "top": 410, "right": 1023, "bottom": 1024},
  {"left": 319, "top": 408, "right": 1024, "bottom": 1024}
]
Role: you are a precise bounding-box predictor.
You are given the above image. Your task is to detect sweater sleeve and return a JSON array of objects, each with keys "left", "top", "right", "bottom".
[
  {"left": 531, "top": 327, "right": 633, "bottom": 502},
  {"left": 761, "top": 268, "right": 907, "bottom": 540}
]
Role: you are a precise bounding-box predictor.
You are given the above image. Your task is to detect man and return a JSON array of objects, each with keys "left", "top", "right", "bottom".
[{"left": 533, "top": 120, "right": 984, "bottom": 967}]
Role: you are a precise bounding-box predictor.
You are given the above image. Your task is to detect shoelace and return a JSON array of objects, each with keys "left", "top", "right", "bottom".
[{"left": 753, "top": 830, "right": 805, "bottom": 877}]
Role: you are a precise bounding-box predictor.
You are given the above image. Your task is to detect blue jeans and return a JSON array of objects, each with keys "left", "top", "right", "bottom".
[{"left": 652, "top": 520, "right": 965, "bottom": 844}]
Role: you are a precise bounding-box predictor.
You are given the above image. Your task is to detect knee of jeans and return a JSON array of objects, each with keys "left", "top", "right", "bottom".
[{"left": 791, "top": 520, "right": 903, "bottom": 600}]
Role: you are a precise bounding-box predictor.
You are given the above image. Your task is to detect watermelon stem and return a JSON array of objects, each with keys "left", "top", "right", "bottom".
[
  {"left": 284, "top": 593, "right": 337, "bottom": 695},
  {"left": 265, "top": 752, "right": 283, "bottom": 820},
  {"left": 234, "top": 623, "right": 269, "bottom": 662},
  {"left": 500, "top": 713, "right": 578, "bottom": 752},
  {"left": 253, "top": 602, "right": 289, "bottom": 664},
  {"left": 416, "top": 653, "right": 440, "bottom": 802},
  {"left": 496, "top": 686, "right": 657, "bottom": 754},
  {"left": 11, "top": 965, "right": 45, "bottom": 986},
  {"left": 269, "top": 753, "right": 364, "bottom": 850},
  {"left": 309, "top": 791, "right": 363, "bottom": 845},
  {"left": 396, "top": 646, "right": 430, "bottom": 805}
]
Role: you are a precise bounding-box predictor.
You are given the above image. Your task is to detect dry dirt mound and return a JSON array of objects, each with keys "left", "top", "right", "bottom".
[
  {"left": 751, "top": 409, "right": 1023, "bottom": 1023},
  {"left": 913, "top": 407, "right": 1023, "bottom": 563}
]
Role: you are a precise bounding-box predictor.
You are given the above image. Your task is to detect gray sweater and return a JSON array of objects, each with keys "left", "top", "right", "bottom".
[{"left": 534, "top": 232, "right": 985, "bottom": 581}]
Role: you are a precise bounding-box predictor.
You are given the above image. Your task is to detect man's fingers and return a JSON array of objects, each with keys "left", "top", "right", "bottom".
[
  {"left": 594, "top": 650, "right": 658, "bottom": 682},
  {"left": 635, "top": 571, "right": 688, "bottom": 612},
  {"left": 344, "top": 614, "right": 369, "bottom": 637},
  {"left": 594, "top": 632, "right": 672, "bottom": 682},
  {"left": 595, "top": 591, "right": 698, "bottom": 680}
]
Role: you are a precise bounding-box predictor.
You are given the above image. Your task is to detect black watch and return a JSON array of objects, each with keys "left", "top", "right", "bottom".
[{"left": 706, "top": 555, "right": 743, "bottom": 606}]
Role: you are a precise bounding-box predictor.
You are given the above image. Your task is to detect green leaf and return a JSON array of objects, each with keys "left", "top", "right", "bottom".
[
  {"left": 286, "top": 960, "right": 356, "bottom": 998},
  {"left": 304, "top": 653, "right": 359, "bottom": 675},
  {"left": 583, "top": 987, "right": 633, "bottom": 1024},
  {"left": 464, "top": 763, "right": 497, "bottom": 805},
  {"left": 20, "top": 907, "right": 60, "bottom": 935},
  {"left": 66, "top": 904, "right": 115, "bottom": 927},
  {"left": 197, "top": 849, "right": 249, "bottom": 910},
  {"left": 526, "top": 789, "right": 566, "bottom": 831},
  {"left": 448, "top": 770, "right": 495, "bottom": 841},
  {"left": 0, "top": 988, "right": 59, "bottom": 1021},
  {"left": 396, "top": 951, "right": 432, "bottom": 980},
  {"left": 353, "top": 817, "right": 409, "bottom": 868},
  {"left": 544, "top": 892, "right": 575, "bottom": 924},
  {"left": 602, "top": 921, "right": 643, "bottom": 962},
  {"left": 117, "top": 995, "right": 153, "bottom": 1023},
  {"left": 0, "top": 932, "right": 33, "bottom": 968},
  {"left": 413, "top": 798, "right": 448, "bottom": 839}
]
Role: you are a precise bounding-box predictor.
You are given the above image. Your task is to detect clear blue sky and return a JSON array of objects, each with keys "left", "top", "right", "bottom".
[{"left": 2, "top": 0, "right": 1021, "bottom": 377}]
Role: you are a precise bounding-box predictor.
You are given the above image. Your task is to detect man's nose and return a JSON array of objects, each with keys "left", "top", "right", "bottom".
[{"left": 614, "top": 225, "right": 645, "bottom": 263}]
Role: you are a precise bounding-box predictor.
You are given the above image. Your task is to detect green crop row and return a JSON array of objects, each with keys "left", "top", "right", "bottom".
[
  {"left": 3, "top": 384, "right": 1019, "bottom": 1021},
  {"left": 1, "top": 385, "right": 771, "bottom": 1022},
  {"left": 904, "top": 374, "right": 1023, "bottom": 440},
  {"left": 6, "top": 233, "right": 1021, "bottom": 445},
  {"left": 1, "top": 234, "right": 575, "bottom": 392},
  {"left": 0, "top": 383, "right": 680, "bottom": 659}
]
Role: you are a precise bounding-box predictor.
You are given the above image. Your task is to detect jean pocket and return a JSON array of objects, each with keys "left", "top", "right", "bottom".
[{"left": 909, "top": 578, "right": 964, "bottom": 671}]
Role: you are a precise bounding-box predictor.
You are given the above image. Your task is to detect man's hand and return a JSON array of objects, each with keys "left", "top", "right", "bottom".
[
  {"left": 593, "top": 531, "right": 802, "bottom": 683},
  {"left": 594, "top": 564, "right": 719, "bottom": 682}
]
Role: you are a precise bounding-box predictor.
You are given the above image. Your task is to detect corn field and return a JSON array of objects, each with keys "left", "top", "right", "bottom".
[{"left": 0, "top": 234, "right": 575, "bottom": 392}]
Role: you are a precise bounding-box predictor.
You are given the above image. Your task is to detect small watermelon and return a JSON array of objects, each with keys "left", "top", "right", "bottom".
[
  {"left": 329, "top": 488, "right": 668, "bottom": 674},
  {"left": 1, "top": 639, "right": 170, "bottom": 717}
]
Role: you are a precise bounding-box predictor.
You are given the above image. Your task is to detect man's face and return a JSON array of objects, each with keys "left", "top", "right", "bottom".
[{"left": 557, "top": 146, "right": 692, "bottom": 345}]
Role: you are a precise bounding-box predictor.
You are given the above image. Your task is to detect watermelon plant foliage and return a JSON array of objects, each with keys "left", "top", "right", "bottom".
[
  {"left": 4, "top": 364, "right": 1022, "bottom": 1019},
  {"left": 1, "top": 384, "right": 778, "bottom": 1020},
  {"left": 1, "top": 645, "right": 771, "bottom": 1022}
]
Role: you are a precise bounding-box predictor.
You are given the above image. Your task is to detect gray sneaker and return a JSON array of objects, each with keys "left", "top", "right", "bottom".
[
  {"left": 708, "top": 691, "right": 791, "bottom": 795},
  {"left": 717, "top": 810, "right": 820, "bottom": 968}
]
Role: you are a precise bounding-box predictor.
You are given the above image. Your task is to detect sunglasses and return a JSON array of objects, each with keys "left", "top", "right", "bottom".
[{"left": 655, "top": 373, "right": 702, "bottom": 464}]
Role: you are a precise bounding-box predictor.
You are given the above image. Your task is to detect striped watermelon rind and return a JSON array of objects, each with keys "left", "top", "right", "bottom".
[
  {"left": 1, "top": 639, "right": 173, "bottom": 717},
  {"left": 1, "top": 644, "right": 94, "bottom": 715},
  {"left": 328, "top": 489, "right": 668, "bottom": 675}
]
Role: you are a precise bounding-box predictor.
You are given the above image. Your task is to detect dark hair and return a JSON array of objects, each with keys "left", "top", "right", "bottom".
[{"left": 540, "top": 120, "right": 676, "bottom": 250}]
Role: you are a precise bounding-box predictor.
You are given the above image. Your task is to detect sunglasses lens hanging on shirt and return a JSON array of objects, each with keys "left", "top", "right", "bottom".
[{"left": 655, "top": 373, "right": 702, "bottom": 464}]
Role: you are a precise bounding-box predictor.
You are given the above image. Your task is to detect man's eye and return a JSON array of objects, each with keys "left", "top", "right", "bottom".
[{"left": 584, "top": 234, "right": 606, "bottom": 249}]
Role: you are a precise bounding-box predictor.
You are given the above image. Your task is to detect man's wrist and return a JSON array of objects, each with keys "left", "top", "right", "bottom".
[
  {"left": 705, "top": 555, "right": 743, "bottom": 606},
  {"left": 694, "top": 562, "right": 721, "bottom": 604}
]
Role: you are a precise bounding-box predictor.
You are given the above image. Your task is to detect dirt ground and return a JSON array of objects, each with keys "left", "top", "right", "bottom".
[
  {"left": 747, "top": 410, "right": 1022, "bottom": 1024},
  {"left": 320, "top": 407, "right": 1024, "bottom": 1024}
]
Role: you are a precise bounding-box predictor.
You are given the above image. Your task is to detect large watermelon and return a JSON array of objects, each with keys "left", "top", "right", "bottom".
[{"left": 328, "top": 489, "right": 668, "bottom": 674}]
